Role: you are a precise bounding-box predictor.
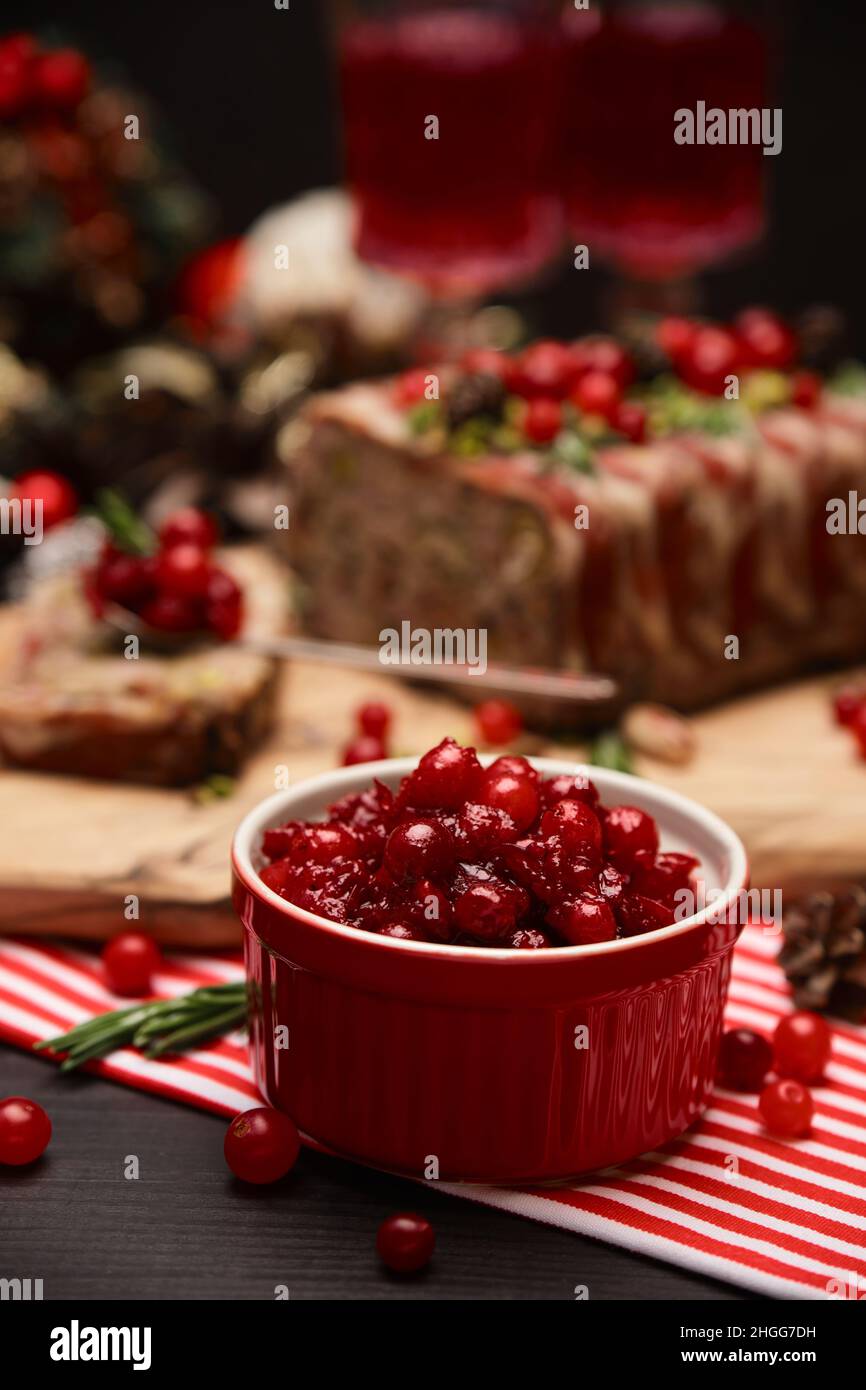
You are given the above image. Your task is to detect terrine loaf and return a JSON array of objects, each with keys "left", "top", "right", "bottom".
[{"left": 282, "top": 321, "right": 866, "bottom": 713}]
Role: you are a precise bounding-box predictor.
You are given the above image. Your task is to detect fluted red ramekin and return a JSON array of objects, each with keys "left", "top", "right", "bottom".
[{"left": 232, "top": 756, "right": 748, "bottom": 1184}]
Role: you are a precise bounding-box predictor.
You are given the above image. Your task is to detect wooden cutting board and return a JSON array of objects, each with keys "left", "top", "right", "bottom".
[{"left": 0, "top": 661, "right": 863, "bottom": 945}]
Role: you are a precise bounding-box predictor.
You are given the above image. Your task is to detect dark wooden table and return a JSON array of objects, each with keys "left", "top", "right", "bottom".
[{"left": 1, "top": 1045, "right": 751, "bottom": 1301}]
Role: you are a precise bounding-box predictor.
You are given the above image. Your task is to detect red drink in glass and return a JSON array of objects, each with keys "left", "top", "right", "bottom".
[
  {"left": 339, "top": 3, "right": 563, "bottom": 294},
  {"left": 561, "top": 3, "right": 769, "bottom": 279}
]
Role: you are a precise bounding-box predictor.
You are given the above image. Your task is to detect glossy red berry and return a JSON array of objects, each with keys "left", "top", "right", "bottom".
[
  {"left": 393, "top": 368, "right": 432, "bottom": 407},
  {"left": 833, "top": 687, "right": 865, "bottom": 727},
  {"left": 678, "top": 325, "right": 741, "bottom": 396},
  {"left": 657, "top": 315, "right": 697, "bottom": 362},
  {"left": 384, "top": 820, "right": 453, "bottom": 880},
  {"left": 96, "top": 549, "right": 155, "bottom": 607},
  {"left": 571, "top": 370, "right": 621, "bottom": 422},
  {"left": 454, "top": 882, "right": 519, "bottom": 941},
  {"left": 523, "top": 397, "right": 562, "bottom": 444},
  {"left": 758, "top": 1078, "right": 814, "bottom": 1138},
  {"left": 139, "top": 592, "right": 202, "bottom": 633},
  {"left": 459, "top": 348, "right": 512, "bottom": 382},
  {"left": 717, "top": 1028, "right": 773, "bottom": 1091},
  {"left": 33, "top": 48, "right": 90, "bottom": 109},
  {"left": 615, "top": 892, "right": 672, "bottom": 937},
  {"left": 102, "top": 930, "right": 161, "bottom": 996},
  {"left": 205, "top": 568, "right": 243, "bottom": 640},
  {"left": 479, "top": 768, "right": 540, "bottom": 832},
  {"left": 0, "top": 36, "right": 36, "bottom": 118},
  {"left": 159, "top": 507, "right": 218, "bottom": 551},
  {"left": 511, "top": 340, "right": 581, "bottom": 400},
  {"left": 571, "top": 336, "right": 636, "bottom": 389},
  {"left": 156, "top": 543, "right": 212, "bottom": 599},
  {"left": 773, "top": 1012, "right": 832, "bottom": 1084},
  {"left": 403, "top": 738, "right": 480, "bottom": 810},
  {"left": 790, "top": 370, "right": 821, "bottom": 410},
  {"left": 342, "top": 734, "right": 387, "bottom": 766},
  {"left": 357, "top": 701, "right": 391, "bottom": 739},
  {"left": 457, "top": 802, "right": 516, "bottom": 855},
  {"left": 540, "top": 799, "right": 602, "bottom": 859},
  {"left": 541, "top": 773, "right": 599, "bottom": 808},
  {"left": 0, "top": 1097, "right": 51, "bottom": 1166},
  {"left": 547, "top": 896, "right": 617, "bottom": 945},
  {"left": 602, "top": 805, "right": 659, "bottom": 870},
  {"left": 376, "top": 1212, "right": 435, "bottom": 1273},
  {"left": 13, "top": 469, "right": 77, "bottom": 531},
  {"left": 224, "top": 1106, "right": 300, "bottom": 1184},
  {"left": 734, "top": 308, "right": 798, "bottom": 371},
  {"left": 614, "top": 401, "right": 648, "bottom": 444}
]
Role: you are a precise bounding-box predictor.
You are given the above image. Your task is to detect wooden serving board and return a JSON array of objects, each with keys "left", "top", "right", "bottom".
[{"left": 0, "top": 661, "right": 863, "bottom": 945}]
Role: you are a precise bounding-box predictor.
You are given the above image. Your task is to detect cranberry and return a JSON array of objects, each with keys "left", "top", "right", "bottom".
[
  {"left": 459, "top": 348, "right": 512, "bottom": 381},
  {"left": 342, "top": 734, "right": 387, "bottom": 766},
  {"left": 773, "top": 1012, "right": 832, "bottom": 1084},
  {"left": 852, "top": 706, "right": 866, "bottom": 761},
  {"left": 657, "top": 315, "right": 697, "bottom": 362},
  {"left": 376, "top": 1212, "right": 435, "bottom": 1273},
  {"left": 33, "top": 48, "right": 90, "bottom": 108},
  {"left": 571, "top": 336, "right": 635, "bottom": 389},
  {"left": 96, "top": 549, "right": 155, "bottom": 607},
  {"left": 384, "top": 820, "right": 453, "bottom": 880},
  {"left": 630, "top": 852, "right": 699, "bottom": 909},
  {"left": 734, "top": 308, "right": 798, "bottom": 371},
  {"left": 570, "top": 370, "right": 621, "bottom": 423},
  {"left": 597, "top": 864, "right": 628, "bottom": 904},
  {"left": 501, "top": 836, "right": 549, "bottom": 898},
  {"left": 413, "top": 880, "right": 453, "bottom": 940},
  {"left": 159, "top": 507, "right": 219, "bottom": 551},
  {"left": 541, "top": 773, "right": 599, "bottom": 808},
  {"left": 224, "top": 1106, "right": 300, "bottom": 1184},
  {"left": 616, "top": 893, "right": 671, "bottom": 938},
  {"left": 157, "top": 543, "right": 213, "bottom": 599},
  {"left": 511, "top": 340, "right": 581, "bottom": 400},
  {"left": 602, "top": 805, "right": 659, "bottom": 870},
  {"left": 510, "top": 927, "right": 551, "bottom": 949},
  {"left": 0, "top": 35, "right": 35, "bottom": 118},
  {"left": 540, "top": 799, "right": 602, "bottom": 859},
  {"left": 758, "top": 1079, "right": 814, "bottom": 1138},
  {"left": 523, "top": 397, "right": 562, "bottom": 444},
  {"left": 262, "top": 822, "right": 303, "bottom": 861},
  {"left": 614, "top": 401, "right": 648, "bottom": 444},
  {"left": 790, "top": 370, "right": 821, "bottom": 410},
  {"left": 717, "top": 1028, "right": 773, "bottom": 1091},
  {"left": 392, "top": 368, "right": 431, "bottom": 407},
  {"left": 259, "top": 860, "right": 294, "bottom": 895},
  {"left": 677, "top": 325, "right": 741, "bottom": 396},
  {"left": 545, "top": 845, "right": 597, "bottom": 896},
  {"left": 479, "top": 768, "right": 539, "bottom": 832},
  {"left": 102, "top": 930, "right": 161, "bottom": 996},
  {"left": 0, "top": 1097, "right": 51, "bottom": 1166},
  {"left": 486, "top": 754, "right": 538, "bottom": 782},
  {"left": 357, "top": 700, "right": 391, "bottom": 739},
  {"left": 205, "top": 568, "right": 243, "bottom": 640},
  {"left": 293, "top": 824, "right": 357, "bottom": 864},
  {"left": 547, "top": 897, "right": 617, "bottom": 945},
  {"left": 13, "top": 469, "right": 77, "bottom": 531},
  {"left": 139, "top": 592, "right": 202, "bottom": 633},
  {"left": 833, "top": 687, "right": 865, "bottom": 727},
  {"left": 402, "top": 738, "right": 481, "bottom": 810},
  {"left": 457, "top": 802, "right": 516, "bottom": 855},
  {"left": 454, "top": 882, "right": 519, "bottom": 941}
]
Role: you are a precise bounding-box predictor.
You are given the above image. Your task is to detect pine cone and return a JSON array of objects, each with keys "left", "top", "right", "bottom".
[
  {"left": 779, "top": 887, "right": 866, "bottom": 1021},
  {"left": 445, "top": 372, "right": 506, "bottom": 431}
]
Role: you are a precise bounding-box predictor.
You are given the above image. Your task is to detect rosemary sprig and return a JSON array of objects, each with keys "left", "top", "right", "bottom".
[
  {"left": 92, "top": 487, "right": 157, "bottom": 556},
  {"left": 34, "top": 981, "right": 247, "bottom": 1071}
]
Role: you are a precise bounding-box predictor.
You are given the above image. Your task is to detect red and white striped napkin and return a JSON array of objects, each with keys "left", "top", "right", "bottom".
[{"left": 1, "top": 927, "right": 864, "bottom": 1301}]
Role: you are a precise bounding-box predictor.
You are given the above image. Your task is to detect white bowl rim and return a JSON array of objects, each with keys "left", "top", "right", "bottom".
[{"left": 232, "top": 754, "right": 749, "bottom": 961}]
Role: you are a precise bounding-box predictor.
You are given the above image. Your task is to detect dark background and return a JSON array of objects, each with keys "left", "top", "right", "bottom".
[{"left": 4, "top": 0, "right": 865, "bottom": 349}]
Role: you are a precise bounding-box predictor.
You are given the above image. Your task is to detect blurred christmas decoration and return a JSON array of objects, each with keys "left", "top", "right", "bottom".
[{"left": 0, "top": 28, "right": 212, "bottom": 373}]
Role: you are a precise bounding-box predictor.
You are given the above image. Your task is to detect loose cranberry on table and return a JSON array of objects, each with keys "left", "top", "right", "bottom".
[
  {"left": 376, "top": 1213, "right": 435, "bottom": 1273},
  {"left": 342, "top": 734, "right": 388, "bottom": 766},
  {"left": 571, "top": 336, "right": 636, "bottom": 389},
  {"left": 357, "top": 700, "right": 392, "bottom": 740},
  {"left": 773, "top": 1012, "right": 832, "bottom": 1084},
  {"left": 156, "top": 543, "right": 212, "bottom": 599},
  {"left": 758, "top": 1078, "right": 814, "bottom": 1138},
  {"left": 32, "top": 47, "right": 90, "bottom": 109},
  {"left": 459, "top": 348, "right": 512, "bottom": 383},
  {"left": 159, "top": 506, "right": 219, "bottom": 551},
  {"left": 392, "top": 367, "right": 432, "bottom": 407},
  {"left": 204, "top": 568, "right": 243, "bottom": 640},
  {"left": 676, "top": 325, "right": 741, "bottom": 396},
  {"left": 0, "top": 1096, "right": 52, "bottom": 1166},
  {"left": 473, "top": 698, "right": 523, "bottom": 746},
  {"left": 657, "top": 315, "right": 698, "bottom": 363},
  {"left": 570, "top": 370, "right": 621, "bottom": 424},
  {"left": 13, "top": 469, "right": 78, "bottom": 531},
  {"left": 511, "top": 340, "right": 581, "bottom": 400},
  {"left": 614, "top": 400, "right": 648, "bottom": 444},
  {"left": 832, "top": 685, "right": 866, "bottom": 727},
  {"left": 224, "top": 1107, "right": 300, "bottom": 1185},
  {"left": 717, "top": 1028, "right": 773, "bottom": 1092},
  {"left": 102, "top": 930, "right": 161, "bottom": 997},
  {"left": 790, "top": 370, "right": 821, "bottom": 411}
]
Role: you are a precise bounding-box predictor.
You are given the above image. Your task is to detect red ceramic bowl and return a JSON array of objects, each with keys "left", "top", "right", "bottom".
[{"left": 232, "top": 756, "right": 748, "bottom": 1184}]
